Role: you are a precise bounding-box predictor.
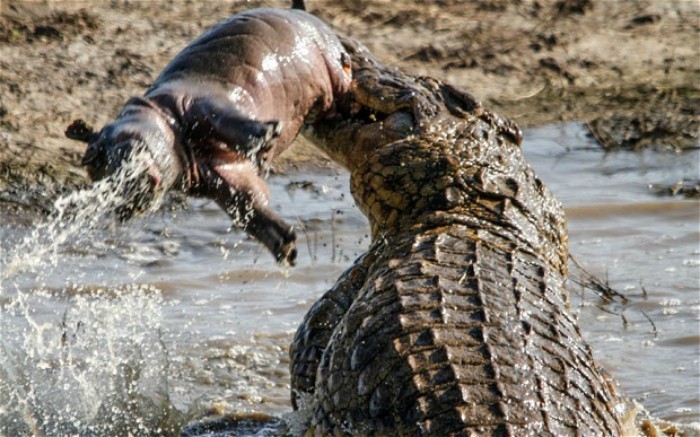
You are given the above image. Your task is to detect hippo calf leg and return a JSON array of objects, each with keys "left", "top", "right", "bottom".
[{"left": 192, "top": 157, "right": 297, "bottom": 266}]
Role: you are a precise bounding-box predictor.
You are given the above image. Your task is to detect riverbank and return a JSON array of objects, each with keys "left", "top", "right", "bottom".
[{"left": 0, "top": 0, "right": 697, "bottom": 213}]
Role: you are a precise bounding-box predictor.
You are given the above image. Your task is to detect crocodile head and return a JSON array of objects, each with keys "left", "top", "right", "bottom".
[
  {"left": 303, "top": 37, "right": 490, "bottom": 237},
  {"left": 304, "top": 36, "right": 567, "bottom": 271}
]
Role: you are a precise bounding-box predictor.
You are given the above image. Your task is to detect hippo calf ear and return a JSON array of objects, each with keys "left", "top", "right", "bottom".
[
  {"left": 65, "top": 119, "right": 99, "bottom": 144},
  {"left": 291, "top": 0, "right": 306, "bottom": 10}
]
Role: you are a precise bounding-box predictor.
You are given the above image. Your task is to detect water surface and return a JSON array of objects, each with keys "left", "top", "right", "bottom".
[{"left": 1, "top": 122, "right": 698, "bottom": 434}]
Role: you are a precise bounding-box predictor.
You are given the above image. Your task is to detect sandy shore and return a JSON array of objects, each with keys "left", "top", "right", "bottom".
[{"left": 0, "top": 0, "right": 697, "bottom": 212}]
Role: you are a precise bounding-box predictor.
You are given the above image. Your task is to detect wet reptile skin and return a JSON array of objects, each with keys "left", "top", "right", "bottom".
[{"left": 290, "top": 38, "right": 624, "bottom": 436}]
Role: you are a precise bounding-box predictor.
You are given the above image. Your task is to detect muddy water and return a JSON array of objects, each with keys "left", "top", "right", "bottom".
[{"left": 0, "top": 122, "right": 698, "bottom": 434}]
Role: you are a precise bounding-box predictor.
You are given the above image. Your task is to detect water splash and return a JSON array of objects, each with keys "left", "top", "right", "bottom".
[
  {"left": 0, "top": 153, "right": 183, "bottom": 435},
  {"left": 1, "top": 150, "right": 165, "bottom": 282},
  {"left": 0, "top": 285, "right": 184, "bottom": 435}
]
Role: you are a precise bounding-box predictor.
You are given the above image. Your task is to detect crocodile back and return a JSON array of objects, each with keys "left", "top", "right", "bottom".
[{"left": 310, "top": 227, "right": 622, "bottom": 435}]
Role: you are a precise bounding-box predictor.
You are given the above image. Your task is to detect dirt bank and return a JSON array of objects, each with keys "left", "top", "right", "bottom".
[{"left": 0, "top": 0, "right": 697, "bottom": 213}]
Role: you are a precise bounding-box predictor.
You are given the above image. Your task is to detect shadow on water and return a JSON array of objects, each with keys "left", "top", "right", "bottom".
[{"left": 0, "top": 122, "right": 698, "bottom": 434}]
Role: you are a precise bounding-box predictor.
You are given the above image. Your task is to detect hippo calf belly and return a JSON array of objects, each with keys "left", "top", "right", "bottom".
[{"left": 149, "top": 7, "right": 352, "bottom": 165}]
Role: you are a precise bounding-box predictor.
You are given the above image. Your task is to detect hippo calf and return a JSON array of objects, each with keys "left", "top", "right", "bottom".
[{"left": 66, "top": 6, "right": 352, "bottom": 265}]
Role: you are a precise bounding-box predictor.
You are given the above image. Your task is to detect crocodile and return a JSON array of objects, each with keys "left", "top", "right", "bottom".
[{"left": 290, "top": 37, "right": 626, "bottom": 435}]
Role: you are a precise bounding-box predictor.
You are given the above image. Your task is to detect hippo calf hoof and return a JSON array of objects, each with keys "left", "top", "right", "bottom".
[
  {"left": 243, "top": 210, "right": 297, "bottom": 267},
  {"left": 276, "top": 234, "right": 298, "bottom": 267}
]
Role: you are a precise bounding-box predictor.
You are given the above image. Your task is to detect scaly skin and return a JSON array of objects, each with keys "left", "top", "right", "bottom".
[{"left": 291, "top": 38, "right": 624, "bottom": 435}]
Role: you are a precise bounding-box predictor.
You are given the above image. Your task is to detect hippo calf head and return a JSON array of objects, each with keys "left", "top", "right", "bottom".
[{"left": 66, "top": 99, "right": 181, "bottom": 219}]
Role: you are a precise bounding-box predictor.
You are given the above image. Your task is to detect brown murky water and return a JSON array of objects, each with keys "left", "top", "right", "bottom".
[{"left": 1, "top": 122, "right": 698, "bottom": 434}]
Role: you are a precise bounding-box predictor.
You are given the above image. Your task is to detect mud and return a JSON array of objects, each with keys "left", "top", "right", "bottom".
[
  {"left": 0, "top": 0, "right": 698, "bottom": 213},
  {"left": 586, "top": 86, "right": 699, "bottom": 152}
]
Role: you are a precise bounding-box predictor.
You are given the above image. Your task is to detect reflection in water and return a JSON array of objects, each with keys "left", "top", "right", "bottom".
[{"left": 0, "top": 123, "right": 698, "bottom": 433}]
